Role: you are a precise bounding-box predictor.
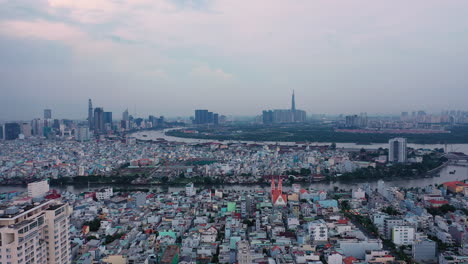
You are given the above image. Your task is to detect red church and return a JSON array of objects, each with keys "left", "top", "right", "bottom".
[{"left": 271, "top": 178, "right": 287, "bottom": 206}]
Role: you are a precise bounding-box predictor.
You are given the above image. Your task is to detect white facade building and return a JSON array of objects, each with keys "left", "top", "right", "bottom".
[
  {"left": 186, "top": 182, "right": 196, "bottom": 196},
  {"left": 27, "top": 180, "right": 50, "bottom": 198},
  {"left": 237, "top": 240, "right": 252, "bottom": 264},
  {"left": 392, "top": 226, "right": 415, "bottom": 245},
  {"left": 96, "top": 187, "right": 113, "bottom": 200},
  {"left": 76, "top": 126, "right": 91, "bottom": 142},
  {"left": 352, "top": 188, "right": 366, "bottom": 200},
  {"left": 0, "top": 201, "right": 72, "bottom": 264},
  {"left": 327, "top": 252, "right": 343, "bottom": 264},
  {"left": 389, "top": 137, "right": 407, "bottom": 163},
  {"left": 308, "top": 219, "right": 328, "bottom": 242}
]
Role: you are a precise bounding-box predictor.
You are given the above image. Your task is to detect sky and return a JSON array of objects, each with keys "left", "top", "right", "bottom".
[{"left": 1, "top": 0, "right": 468, "bottom": 121}]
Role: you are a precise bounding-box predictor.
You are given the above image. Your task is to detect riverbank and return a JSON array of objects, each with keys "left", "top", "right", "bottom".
[
  {"left": 165, "top": 124, "right": 468, "bottom": 144},
  {"left": 1, "top": 164, "right": 465, "bottom": 194},
  {"left": 131, "top": 129, "right": 468, "bottom": 154}
]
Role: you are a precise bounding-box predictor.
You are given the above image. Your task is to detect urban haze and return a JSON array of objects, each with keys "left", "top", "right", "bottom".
[
  {"left": 1, "top": 0, "right": 468, "bottom": 120},
  {"left": 1, "top": 1, "right": 468, "bottom": 264}
]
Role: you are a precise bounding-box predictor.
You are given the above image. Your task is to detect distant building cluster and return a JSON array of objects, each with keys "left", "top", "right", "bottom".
[
  {"left": 344, "top": 113, "right": 368, "bottom": 128},
  {"left": 193, "top": 109, "right": 220, "bottom": 125},
  {"left": 0, "top": 98, "right": 167, "bottom": 141},
  {"left": 402, "top": 110, "right": 468, "bottom": 124},
  {"left": 262, "top": 91, "right": 307, "bottom": 124}
]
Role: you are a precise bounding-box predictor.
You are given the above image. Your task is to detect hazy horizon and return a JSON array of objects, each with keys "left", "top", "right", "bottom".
[{"left": 1, "top": 0, "right": 468, "bottom": 120}]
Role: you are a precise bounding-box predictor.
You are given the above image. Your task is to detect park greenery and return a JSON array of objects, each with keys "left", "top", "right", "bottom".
[
  {"left": 426, "top": 204, "right": 457, "bottom": 216},
  {"left": 84, "top": 218, "right": 101, "bottom": 232},
  {"left": 167, "top": 123, "right": 468, "bottom": 144},
  {"left": 336, "top": 153, "right": 447, "bottom": 181}
]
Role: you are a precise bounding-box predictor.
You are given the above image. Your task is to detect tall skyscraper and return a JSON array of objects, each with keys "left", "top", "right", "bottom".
[
  {"left": 262, "top": 91, "right": 306, "bottom": 123},
  {"left": 291, "top": 90, "right": 296, "bottom": 112},
  {"left": 0, "top": 201, "right": 72, "bottom": 264},
  {"left": 389, "top": 138, "right": 407, "bottom": 163},
  {"left": 122, "top": 109, "right": 129, "bottom": 121},
  {"left": 88, "top": 99, "right": 93, "bottom": 129},
  {"left": 93, "top": 107, "right": 105, "bottom": 133},
  {"left": 44, "top": 109, "right": 52, "bottom": 119},
  {"left": 4, "top": 123, "right": 21, "bottom": 140},
  {"left": 104, "top": 112, "right": 113, "bottom": 124}
]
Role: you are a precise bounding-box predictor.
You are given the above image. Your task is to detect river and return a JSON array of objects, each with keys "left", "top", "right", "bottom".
[
  {"left": 1, "top": 129, "right": 466, "bottom": 194},
  {"left": 131, "top": 129, "right": 468, "bottom": 153},
  {"left": 1, "top": 164, "right": 466, "bottom": 194}
]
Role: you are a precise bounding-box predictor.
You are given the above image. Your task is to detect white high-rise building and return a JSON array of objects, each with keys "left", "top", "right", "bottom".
[
  {"left": 186, "top": 182, "right": 196, "bottom": 196},
  {"left": 237, "top": 240, "right": 252, "bottom": 264},
  {"left": 392, "top": 226, "right": 415, "bottom": 245},
  {"left": 0, "top": 201, "right": 72, "bottom": 264},
  {"left": 308, "top": 219, "right": 328, "bottom": 242},
  {"left": 75, "top": 126, "right": 91, "bottom": 142},
  {"left": 28, "top": 180, "right": 50, "bottom": 198},
  {"left": 388, "top": 138, "right": 407, "bottom": 163}
]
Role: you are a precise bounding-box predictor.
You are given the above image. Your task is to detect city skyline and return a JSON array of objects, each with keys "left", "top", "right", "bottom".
[
  {"left": 1, "top": 0, "right": 468, "bottom": 120},
  {"left": 2, "top": 96, "right": 468, "bottom": 122},
  {"left": 1, "top": 1, "right": 468, "bottom": 262}
]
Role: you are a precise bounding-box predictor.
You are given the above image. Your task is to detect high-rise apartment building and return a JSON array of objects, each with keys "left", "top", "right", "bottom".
[
  {"left": 0, "top": 201, "right": 71, "bottom": 264},
  {"left": 76, "top": 126, "right": 91, "bottom": 141},
  {"left": 237, "top": 241, "right": 252, "bottom": 264},
  {"left": 31, "top": 118, "right": 44, "bottom": 137},
  {"left": 122, "top": 109, "right": 129, "bottom": 121},
  {"left": 27, "top": 180, "right": 50, "bottom": 198},
  {"left": 344, "top": 113, "right": 368, "bottom": 128},
  {"left": 44, "top": 109, "right": 52, "bottom": 119},
  {"left": 93, "top": 107, "right": 104, "bottom": 133},
  {"left": 389, "top": 138, "right": 407, "bottom": 163},
  {"left": 392, "top": 226, "right": 415, "bottom": 245},
  {"left": 4, "top": 123, "right": 21, "bottom": 140},
  {"left": 262, "top": 110, "right": 274, "bottom": 124},
  {"left": 20, "top": 123, "right": 32, "bottom": 137},
  {"left": 194, "top": 109, "right": 208, "bottom": 124},
  {"left": 104, "top": 112, "right": 113, "bottom": 125},
  {"left": 194, "top": 109, "right": 219, "bottom": 125}
]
